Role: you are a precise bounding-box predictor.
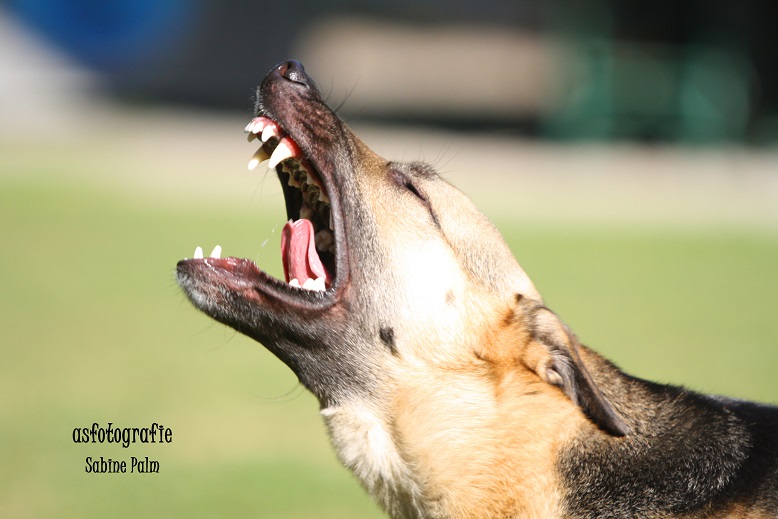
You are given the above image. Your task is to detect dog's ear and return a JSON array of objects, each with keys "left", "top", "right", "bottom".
[{"left": 522, "top": 303, "right": 630, "bottom": 437}]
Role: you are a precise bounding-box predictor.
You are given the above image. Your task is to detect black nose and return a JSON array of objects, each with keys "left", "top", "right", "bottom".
[{"left": 273, "top": 60, "right": 310, "bottom": 86}]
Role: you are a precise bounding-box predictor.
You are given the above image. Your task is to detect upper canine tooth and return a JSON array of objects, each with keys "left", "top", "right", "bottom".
[
  {"left": 194, "top": 246, "right": 203, "bottom": 259},
  {"left": 248, "top": 147, "right": 271, "bottom": 170},
  {"left": 210, "top": 245, "right": 222, "bottom": 259},
  {"left": 268, "top": 138, "right": 297, "bottom": 169}
]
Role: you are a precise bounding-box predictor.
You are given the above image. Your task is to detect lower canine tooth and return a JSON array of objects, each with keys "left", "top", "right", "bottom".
[{"left": 210, "top": 245, "right": 222, "bottom": 259}]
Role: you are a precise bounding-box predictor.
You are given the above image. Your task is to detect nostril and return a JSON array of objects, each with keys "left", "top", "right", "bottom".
[{"left": 276, "top": 60, "right": 309, "bottom": 86}]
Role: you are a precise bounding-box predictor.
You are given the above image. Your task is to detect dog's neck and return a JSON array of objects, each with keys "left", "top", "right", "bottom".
[
  {"left": 321, "top": 343, "right": 778, "bottom": 519},
  {"left": 320, "top": 364, "right": 584, "bottom": 519}
]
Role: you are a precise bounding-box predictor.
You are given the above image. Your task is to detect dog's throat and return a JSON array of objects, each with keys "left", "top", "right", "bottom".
[{"left": 281, "top": 218, "right": 331, "bottom": 290}]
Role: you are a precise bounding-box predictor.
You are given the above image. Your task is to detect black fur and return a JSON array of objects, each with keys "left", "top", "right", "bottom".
[{"left": 558, "top": 350, "right": 778, "bottom": 518}]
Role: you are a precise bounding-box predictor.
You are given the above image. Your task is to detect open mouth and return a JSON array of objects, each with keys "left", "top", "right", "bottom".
[
  {"left": 184, "top": 113, "right": 340, "bottom": 300},
  {"left": 246, "top": 115, "right": 336, "bottom": 291}
]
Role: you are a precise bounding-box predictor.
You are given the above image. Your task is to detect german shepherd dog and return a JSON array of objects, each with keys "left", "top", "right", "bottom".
[{"left": 177, "top": 61, "right": 778, "bottom": 518}]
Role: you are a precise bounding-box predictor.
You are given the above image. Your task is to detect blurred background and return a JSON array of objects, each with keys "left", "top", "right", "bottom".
[{"left": 1, "top": 1, "right": 776, "bottom": 518}]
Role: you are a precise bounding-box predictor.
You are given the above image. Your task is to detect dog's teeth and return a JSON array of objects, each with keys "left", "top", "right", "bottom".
[
  {"left": 299, "top": 204, "right": 314, "bottom": 220},
  {"left": 318, "top": 192, "right": 330, "bottom": 203},
  {"left": 261, "top": 125, "right": 278, "bottom": 142},
  {"left": 315, "top": 229, "right": 334, "bottom": 252},
  {"left": 289, "top": 278, "right": 300, "bottom": 287},
  {"left": 302, "top": 278, "right": 317, "bottom": 290},
  {"left": 210, "top": 245, "right": 222, "bottom": 259},
  {"left": 313, "top": 277, "right": 326, "bottom": 291},
  {"left": 248, "top": 147, "right": 271, "bottom": 170},
  {"left": 329, "top": 211, "right": 334, "bottom": 230},
  {"left": 252, "top": 120, "right": 267, "bottom": 135},
  {"left": 268, "top": 139, "right": 295, "bottom": 169},
  {"left": 193, "top": 246, "right": 203, "bottom": 259}
]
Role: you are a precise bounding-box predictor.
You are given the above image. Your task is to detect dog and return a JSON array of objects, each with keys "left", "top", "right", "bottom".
[{"left": 176, "top": 61, "right": 778, "bottom": 518}]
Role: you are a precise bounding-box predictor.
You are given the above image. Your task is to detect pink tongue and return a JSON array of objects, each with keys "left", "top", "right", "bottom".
[{"left": 281, "top": 219, "right": 330, "bottom": 284}]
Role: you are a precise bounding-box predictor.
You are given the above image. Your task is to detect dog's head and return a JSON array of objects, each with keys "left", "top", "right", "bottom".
[{"left": 176, "top": 60, "right": 627, "bottom": 512}]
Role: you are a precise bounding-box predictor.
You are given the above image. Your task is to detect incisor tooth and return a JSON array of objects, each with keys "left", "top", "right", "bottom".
[
  {"left": 210, "top": 245, "right": 222, "bottom": 259},
  {"left": 268, "top": 140, "right": 295, "bottom": 169},
  {"left": 289, "top": 278, "right": 300, "bottom": 287},
  {"left": 248, "top": 147, "right": 270, "bottom": 170},
  {"left": 261, "top": 125, "right": 278, "bottom": 142},
  {"left": 252, "top": 120, "right": 268, "bottom": 135},
  {"left": 194, "top": 246, "right": 203, "bottom": 259},
  {"left": 313, "top": 277, "right": 326, "bottom": 291},
  {"left": 302, "top": 278, "right": 316, "bottom": 290}
]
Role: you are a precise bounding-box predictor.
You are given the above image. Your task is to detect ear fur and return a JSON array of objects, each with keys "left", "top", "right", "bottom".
[{"left": 526, "top": 304, "right": 630, "bottom": 437}]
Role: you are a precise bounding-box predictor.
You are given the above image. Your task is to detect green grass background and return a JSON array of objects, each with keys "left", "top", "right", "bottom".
[{"left": 1, "top": 156, "right": 777, "bottom": 518}]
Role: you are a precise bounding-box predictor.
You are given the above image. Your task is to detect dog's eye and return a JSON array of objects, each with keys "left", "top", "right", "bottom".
[
  {"left": 391, "top": 170, "right": 427, "bottom": 203},
  {"left": 390, "top": 168, "right": 442, "bottom": 229}
]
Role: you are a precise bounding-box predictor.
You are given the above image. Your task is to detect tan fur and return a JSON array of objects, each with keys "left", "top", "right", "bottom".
[
  {"left": 317, "top": 136, "right": 590, "bottom": 518},
  {"left": 318, "top": 139, "right": 776, "bottom": 517}
]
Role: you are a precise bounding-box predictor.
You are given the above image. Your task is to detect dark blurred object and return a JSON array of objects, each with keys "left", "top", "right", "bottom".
[
  {"left": 7, "top": 0, "right": 311, "bottom": 109},
  {"left": 544, "top": 0, "right": 778, "bottom": 144},
  {"left": 8, "top": 0, "right": 778, "bottom": 144},
  {"left": 8, "top": 0, "right": 197, "bottom": 71}
]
